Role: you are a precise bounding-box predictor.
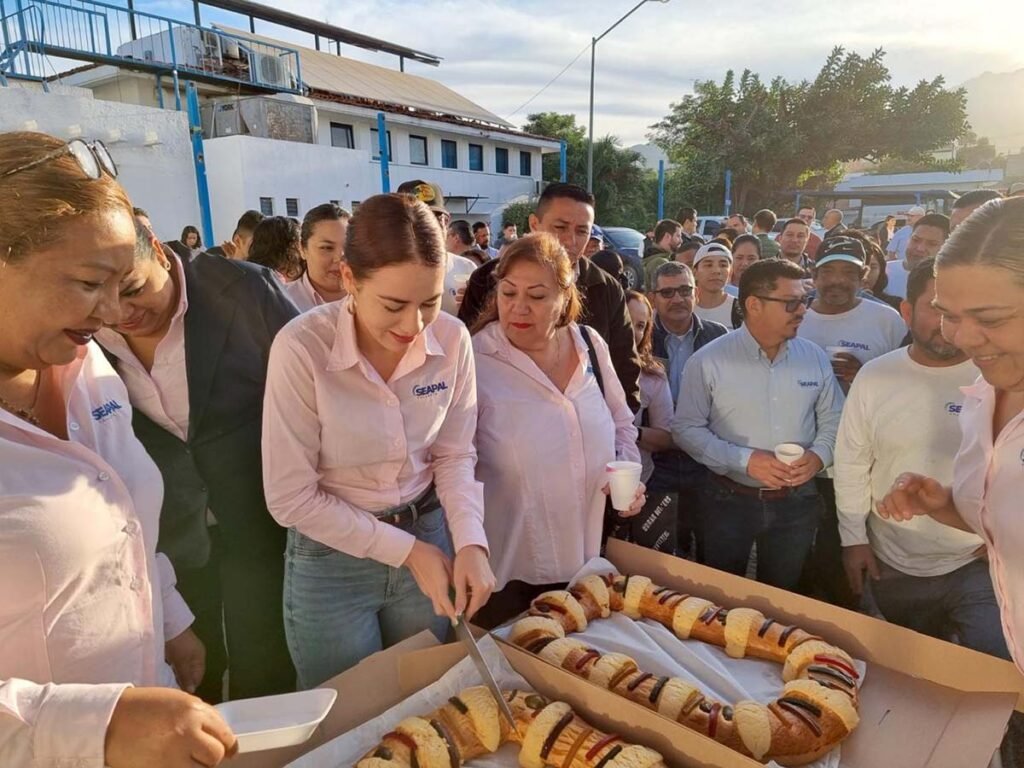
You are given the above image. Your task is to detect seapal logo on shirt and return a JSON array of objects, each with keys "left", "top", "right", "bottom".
[
  {"left": 797, "top": 380, "right": 820, "bottom": 388},
  {"left": 91, "top": 400, "right": 123, "bottom": 422},
  {"left": 945, "top": 402, "right": 963, "bottom": 415},
  {"left": 412, "top": 381, "right": 449, "bottom": 398},
  {"left": 836, "top": 340, "right": 871, "bottom": 352}
]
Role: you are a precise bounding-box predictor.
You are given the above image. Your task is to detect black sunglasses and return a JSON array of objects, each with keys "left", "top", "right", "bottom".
[
  {"left": 754, "top": 295, "right": 808, "bottom": 313},
  {"left": 1, "top": 139, "right": 118, "bottom": 181},
  {"left": 653, "top": 285, "right": 695, "bottom": 299}
]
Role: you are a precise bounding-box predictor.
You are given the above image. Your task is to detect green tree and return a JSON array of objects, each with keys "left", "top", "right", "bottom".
[
  {"left": 523, "top": 112, "right": 653, "bottom": 229},
  {"left": 649, "top": 48, "right": 969, "bottom": 214}
]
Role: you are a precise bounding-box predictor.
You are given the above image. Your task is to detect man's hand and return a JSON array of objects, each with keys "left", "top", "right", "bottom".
[
  {"left": 876, "top": 473, "right": 953, "bottom": 522},
  {"left": 842, "top": 544, "right": 880, "bottom": 596},
  {"left": 831, "top": 352, "right": 863, "bottom": 388},
  {"left": 786, "top": 450, "right": 824, "bottom": 486},
  {"left": 165, "top": 628, "right": 205, "bottom": 695},
  {"left": 746, "top": 450, "right": 792, "bottom": 489},
  {"left": 105, "top": 687, "right": 237, "bottom": 768}
]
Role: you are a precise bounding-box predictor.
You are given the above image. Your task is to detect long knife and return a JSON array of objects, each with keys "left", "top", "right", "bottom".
[{"left": 452, "top": 615, "right": 520, "bottom": 737}]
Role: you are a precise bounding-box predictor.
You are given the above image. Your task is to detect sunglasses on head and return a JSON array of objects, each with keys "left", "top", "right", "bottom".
[{"left": 1, "top": 139, "right": 118, "bottom": 181}]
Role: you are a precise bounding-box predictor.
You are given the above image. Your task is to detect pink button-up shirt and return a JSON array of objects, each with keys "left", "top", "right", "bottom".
[
  {"left": 953, "top": 378, "right": 1024, "bottom": 671},
  {"left": 284, "top": 272, "right": 329, "bottom": 314},
  {"left": 262, "top": 298, "right": 488, "bottom": 569},
  {"left": 473, "top": 323, "right": 640, "bottom": 590},
  {"left": 95, "top": 253, "right": 190, "bottom": 441},
  {"left": 0, "top": 343, "right": 191, "bottom": 767}
]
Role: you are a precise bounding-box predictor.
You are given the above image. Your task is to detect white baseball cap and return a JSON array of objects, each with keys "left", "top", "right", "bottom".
[
  {"left": 693, "top": 242, "right": 732, "bottom": 267},
  {"left": 907, "top": 205, "right": 926, "bottom": 216}
]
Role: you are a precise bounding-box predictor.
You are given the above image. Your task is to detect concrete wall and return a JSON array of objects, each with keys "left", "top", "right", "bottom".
[
  {"left": 203, "top": 130, "right": 538, "bottom": 239},
  {"left": 0, "top": 85, "right": 201, "bottom": 241}
]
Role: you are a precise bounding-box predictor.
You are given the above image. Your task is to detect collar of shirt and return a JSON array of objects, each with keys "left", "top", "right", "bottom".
[
  {"left": 735, "top": 322, "right": 788, "bottom": 364},
  {"left": 301, "top": 271, "right": 327, "bottom": 307},
  {"left": 474, "top": 321, "right": 592, "bottom": 397},
  {"left": 326, "top": 296, "right": 446, "bottom": 379}
]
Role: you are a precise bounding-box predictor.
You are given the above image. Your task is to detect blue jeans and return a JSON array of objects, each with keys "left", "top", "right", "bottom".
[
  {"left": 871, "top": 558, "right": 1010, "bottom": 661},
  {"left": 697, "top": 478, "right": 822, "bottom": 591},
  {"left": 283, "top": 507, "right": 454, "bottom": 689}
]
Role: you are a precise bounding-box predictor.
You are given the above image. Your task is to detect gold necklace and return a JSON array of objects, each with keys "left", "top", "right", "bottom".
[{"left": 0, "top": 371, "right": 42, "bottom": 426}]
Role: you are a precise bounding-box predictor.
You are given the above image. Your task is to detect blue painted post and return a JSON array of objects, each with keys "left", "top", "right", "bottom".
[
  {"left": 186, "top": 82, "right": 215, "bottom": 247},
  {"left": 14, "top": 0, "right": 30, "bottom": 78},
  {"left": 657, "top": 160, "right": 665, "bottom": 220},
  {"left": 915, "top": 191, "right": 922, "bottom": 205},
  {"left": 172, "top": 69, "right": 181, "bottom": 111},
  {"left": 794, "top": 192, "right": 802, "bottom": 214},
  {"left": 724, "top": 169, "right": 732, "bottom": 216},
  {"left": 155, "top": 74, "right": 163, "bottom": 108},
  {"left": 376, "top": 112, "right": 390, "bottom": 193},
  {"left": 559, "top": 139, "right": 567, "bottom": 182}
]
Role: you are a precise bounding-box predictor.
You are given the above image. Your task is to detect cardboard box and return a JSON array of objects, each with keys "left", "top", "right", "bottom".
[{"left": 235, "top": 539, "right": 1024, "bottom": 768}]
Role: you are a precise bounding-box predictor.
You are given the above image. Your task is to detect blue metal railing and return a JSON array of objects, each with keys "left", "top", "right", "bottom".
[{"left": 0, "top": 0, "right": 302, "bottom": 92}]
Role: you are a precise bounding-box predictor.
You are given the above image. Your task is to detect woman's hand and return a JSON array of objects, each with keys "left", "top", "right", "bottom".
[
  {"left": 105, "top": 687, "right": 237, "bottom": 768},
  {"left": 165, "top": 627, "right": 206, "bottom": 695},
  {"left": 403, "top": 539, "right": 457, "bottom": 620},
  {"left": 876, "top": 473, "right": 954, "bottom": 522},
  {"left": 452, "top": 545, "right": 495, "bottom": 621},
  {"left": 602, "top": 482, "right": 647, "bottom": 518}
]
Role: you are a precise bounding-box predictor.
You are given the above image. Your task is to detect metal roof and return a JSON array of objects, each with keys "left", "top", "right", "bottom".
[
  {"left": 836, "top": 169, "right": 1004, "bottom": 190},
  {"left": 201, "top": 0, "right": 441, "bottom": 66},
  {"left": 214, "top": 26, "right": 513, "bottom": 129}
]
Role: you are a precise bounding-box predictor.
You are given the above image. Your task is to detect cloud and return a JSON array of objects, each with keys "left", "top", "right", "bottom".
[{"left": 188, "top": 0, "right": 1023, "bottom": 143}]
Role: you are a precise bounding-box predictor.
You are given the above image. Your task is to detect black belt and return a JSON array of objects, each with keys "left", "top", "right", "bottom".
[
  {"left": 712, "top": 473, "right": 792, "bottom": 501},
  {"left": 374, "top": 484, "right": 439, "bottom": 529}
]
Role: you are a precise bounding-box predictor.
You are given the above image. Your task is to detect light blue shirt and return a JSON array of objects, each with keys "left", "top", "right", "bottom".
[
  {"left": 886, "top": 225, "right": 912, "bottom": 259},
  {"left": 665, "top": 326, "right": 696, "bottom": 402},
  {"left": 672, "top": 324, "right": 844, "bottom": 487}
]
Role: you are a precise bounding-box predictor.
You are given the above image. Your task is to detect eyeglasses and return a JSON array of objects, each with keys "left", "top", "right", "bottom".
[
  {"left": 1, "top": 139, "right": 118, "bottom": 182},
  {"left": 653, "top": 285, "right": 695, "bottom": 299},
  {"left": 754, "top": 295, "right": 808, "bottom": 313}
]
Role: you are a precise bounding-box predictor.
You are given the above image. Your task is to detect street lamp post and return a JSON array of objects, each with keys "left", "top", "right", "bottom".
[{"left": 587, "top": 0, "right": 668, "bottom": 193}]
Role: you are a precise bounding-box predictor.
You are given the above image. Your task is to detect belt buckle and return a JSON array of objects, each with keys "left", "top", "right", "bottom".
[
  {"left": 407, "top": 499, "right": 420, "bottom": 525},
  {"left": 758, "top": 487, "right": 775, "bottom": 500}
]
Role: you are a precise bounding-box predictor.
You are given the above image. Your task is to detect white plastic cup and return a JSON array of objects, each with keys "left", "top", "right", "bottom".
[
  {"left": 454, "top": 274, "right": 470, "bottom": 287},
  {"left": 774, "top": 443, "right": 805, "bottom": 465},
  {"left": 825, "top": 345, "right": 846, "bottom": 362},
  {"left": 606, "top": 461, "right": 643, "bottom": 511}
]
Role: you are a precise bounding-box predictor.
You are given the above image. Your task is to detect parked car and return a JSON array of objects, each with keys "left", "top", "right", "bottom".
[
  {"left": 695, "top": 216, "right": 726, "bottom": 240},
  {"left": 599, "top": 225, "right": 645, "bottom": 290}
]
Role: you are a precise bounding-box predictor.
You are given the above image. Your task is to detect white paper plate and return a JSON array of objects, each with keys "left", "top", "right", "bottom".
[{"left": 216, "top": 688, "right": 338, "bottom": 753}]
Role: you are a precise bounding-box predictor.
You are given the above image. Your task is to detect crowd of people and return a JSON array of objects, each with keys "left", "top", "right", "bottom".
[{"left": 1, "top": 130, "right": 1024, "bottom": 767}]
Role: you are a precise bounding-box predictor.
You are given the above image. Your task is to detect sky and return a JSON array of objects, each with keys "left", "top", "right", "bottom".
[{"left": 150, "top": 0, "right": 1024, "bottom": 146}]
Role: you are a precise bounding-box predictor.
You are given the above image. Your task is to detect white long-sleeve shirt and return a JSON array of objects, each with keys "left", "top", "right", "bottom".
[
  {"left": 834, "top": 348, "right": 983, "bottom": 576},
  {"left": 1, "top": 343, "right": 189, "bottom": 767},
  {"left": 474, "top": 323, "right": 640, "bottom": 590}
]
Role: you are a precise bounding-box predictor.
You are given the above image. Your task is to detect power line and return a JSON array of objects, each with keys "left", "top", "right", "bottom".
[{"left": 504, "top": 42, "right": 592, "bottom": 121}]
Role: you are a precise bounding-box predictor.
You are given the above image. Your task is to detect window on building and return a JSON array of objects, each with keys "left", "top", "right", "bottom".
[
  {"left": 520, "top": 151, "right": 533, "bottom": 176},
  {"left": 441, "top": 139, "right": 458, "bottom": 169},
  {"left": 285, "top": 198, "right": 300, "bottom": 217},
  {"left": 410, "top": 135, "right": 428, "bottom": 166},
  {"left": 495, "top": 147, "right": 509, "bottom": 174},
  {"left": 469, "top": 143, "right": 483, "bottom": 172},
  {"left": 330, "top": 122, "right": 354, "bottom": 149},
  {"left": 259, "top": 197, "right": 274, "bottom": 216},
  {"left": 370, "top": 128, "right": 392, "bottom": 161}
]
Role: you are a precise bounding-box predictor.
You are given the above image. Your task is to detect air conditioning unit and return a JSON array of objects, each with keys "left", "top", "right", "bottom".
[
  {"left": 252, "top": 53, "right": 290, "bottom": 88},
  {"left": 200, "top": 30, "right": 222, "bottom": 60}
]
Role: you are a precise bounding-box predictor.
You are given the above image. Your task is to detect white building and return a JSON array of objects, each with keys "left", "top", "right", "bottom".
[{"left": 60, "top": 25, "right": 560, "bottom": 243}]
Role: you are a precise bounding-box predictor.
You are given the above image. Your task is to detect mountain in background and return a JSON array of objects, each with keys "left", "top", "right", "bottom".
[
  {"left": 629, "top": 143, "right": 670, "bottom": 170},
  {"left": 963, "top": 68, "right": 1024, "bottom": 154}
]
